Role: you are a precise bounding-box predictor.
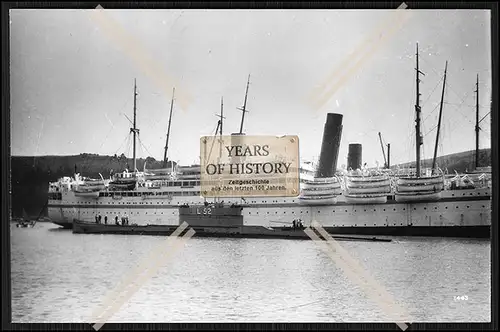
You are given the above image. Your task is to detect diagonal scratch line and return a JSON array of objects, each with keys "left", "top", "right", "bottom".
[
  {"left": 34, "top": 116, "right": 45, "bottom": 156},
  {"left": 91, "top": 221, "right": 187, "bottom": 313},
  {"left": 89, "top": 222, "right": 194, "bottom": 330},
  {"left": 104, "top": 112, "right": 115, "bottom": 130},
  {"left": 311, "top": 2, "right": 408, "bottom": 98},
  {"left": 90, "top": 5, "right": 192, "bottom": 111},
  {"left": 305, "top": 221, "right": 412, "bottom": 330},
  {"left": 310, "top": 2, "right": 408, "bottom": 101},
  {"left": 309, "top": 3, "right": 410, "bottom": 111},
  {"left": 91, "top": 227, "right": 195, "bottom": 330},
  {"left": 89, "top": 222, "right": 188, "bottom": 320},
  {"left": 311, "top": 15, "right": 410, "bottom": 112},
  {"left": 99, "top": 112, "right": 116, "bottom": 151},
  {"left": 305, "top": 227, "right": 410, "bottom": 330},
  {"left": 92, "top": 228, "right": 195, "bottom": 331},
  {"left": 311, "top": 9, "right": 411, "bottom": 111},
  {"left": 312, "top": 222, "right": 410, "bottom": 314}
]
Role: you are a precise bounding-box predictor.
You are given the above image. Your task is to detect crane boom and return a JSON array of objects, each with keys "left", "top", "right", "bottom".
[{"left": 378, "top": 132, "right": 387, "bottom": 168}]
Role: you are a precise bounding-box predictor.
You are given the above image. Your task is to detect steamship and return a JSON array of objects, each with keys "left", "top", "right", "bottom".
[{"left": 48, "top": 51, "right": 492, "bottom": 238}]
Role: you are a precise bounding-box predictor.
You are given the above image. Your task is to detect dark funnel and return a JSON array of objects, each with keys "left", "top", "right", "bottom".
[
  {"left": 347, "top": 143, "right": 362, "bottom": 170},
  {"left": 315, "top": 113, "right": 343, "bottom": 178}
]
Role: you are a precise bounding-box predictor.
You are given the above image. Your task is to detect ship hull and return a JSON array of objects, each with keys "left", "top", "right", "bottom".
[
  {"left": 323, "top": 225, "right": 490, "bottom": 238},
  {"left": 49, "top": 187, "right": 491, "bottom": 238},
  {"left": 71, "top": 220, "right": 490, "bottom": 240},
  {"left": 51, "top": 219, "right": 73, "bottom": 229},
  {"left": 72, "top": 220, "right": 392, "bottom": 242}
]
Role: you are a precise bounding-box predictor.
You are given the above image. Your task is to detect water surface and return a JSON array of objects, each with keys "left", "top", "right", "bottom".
[{"left": 11, "top": 222, "right": 491, "bottom": 323}]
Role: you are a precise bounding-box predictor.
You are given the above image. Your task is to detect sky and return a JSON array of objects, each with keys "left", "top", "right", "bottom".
[{"left": 10, "top": 8, "right": 492, "bottom": 168}]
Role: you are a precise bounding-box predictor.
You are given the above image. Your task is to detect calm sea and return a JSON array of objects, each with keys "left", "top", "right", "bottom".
[{"left": 11, "top": 222, "right": 491, "bottom": 323}]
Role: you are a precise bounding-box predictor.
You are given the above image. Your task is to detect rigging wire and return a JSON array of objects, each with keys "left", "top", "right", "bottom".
[
  {"left": 205, "top": 122, "right": 222, "bottom": 166},
  {"left": 444, "top": 102, "right": 489, "bottom": 109},
  {"left": 112, "top": 134, "right": 131, "bottom": 158},
  {"left": 422, "top": 101, "right": 441, "bottom": 125},
  {"left": 137, "top": 135, "right": 158, "bottom": 163},
  {"left": 87, "top": 102, "right": 133, "bottom": 174},
  {"left": 421, "top": 75, "right": 444, "bottom": 108},
  {"left": 478, "top": 111, "right": 491, "bottom": 124},
  {"left": 424, "top": 124, "right": 438, "bottom": 137},
  {"left": 420, "top": 56, "right": 477, "bottom": 125},
  {"left": 94, "top": 132, "right": 133, "bottom": 177},
  {"left": 123, "top": 134, "right": 132, "bottom": 169}
]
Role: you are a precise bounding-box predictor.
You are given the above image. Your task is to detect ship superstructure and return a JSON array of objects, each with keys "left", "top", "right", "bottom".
[{"left": 47, "top": 57, "right": 492, "bottom": 237}]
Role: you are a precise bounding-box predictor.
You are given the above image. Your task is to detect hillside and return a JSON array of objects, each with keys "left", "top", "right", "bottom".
[
  {"left": 10, "top": 153, "right": 176, "bottom": 218},
  {"left": 394, "top": 148, "right": 491, "bottom": 173},
  {"left": 9, "top": 148, "right": 491, "bottom": 219}
]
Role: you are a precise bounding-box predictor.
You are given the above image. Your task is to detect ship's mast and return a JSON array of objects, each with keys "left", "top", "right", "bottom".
[
  {"left": 216, "top": 96, "right": 225, "bottom": 160},
  {"left": 211, "top": 97, "right": 225, "bottom": 204},
  {"left": 163, "top": 88, "right": 175, "bottom": 168},
  {"left": 475, "top": 74, "right": 480, "bottom": 169},
  {"left": 415, "top": 43, "right": 425, "bottom": 177},
  {"left": 216, "top": 96, "right": 225, "bottom": 137},
  {"left": 238, "top": 74, "right": 251, "bottom": 134},
  {"left": 432, "top": 61, "right": 448, "bottom": 173},
  {"left": 130, "top": 78, "right": 139, "bottom": 173}
]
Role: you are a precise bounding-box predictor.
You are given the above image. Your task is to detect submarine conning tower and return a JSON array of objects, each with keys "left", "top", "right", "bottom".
[
  {"left": 347, "top": 143, "right": 362, "bottom": 170},
  {"left": 315, "top": 113, "right": 343, "bottom": 178}
]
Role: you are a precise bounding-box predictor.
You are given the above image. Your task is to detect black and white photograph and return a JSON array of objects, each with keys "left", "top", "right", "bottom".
[{"left": 8, "top": 5, "right": 493, "bottom": 326}]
